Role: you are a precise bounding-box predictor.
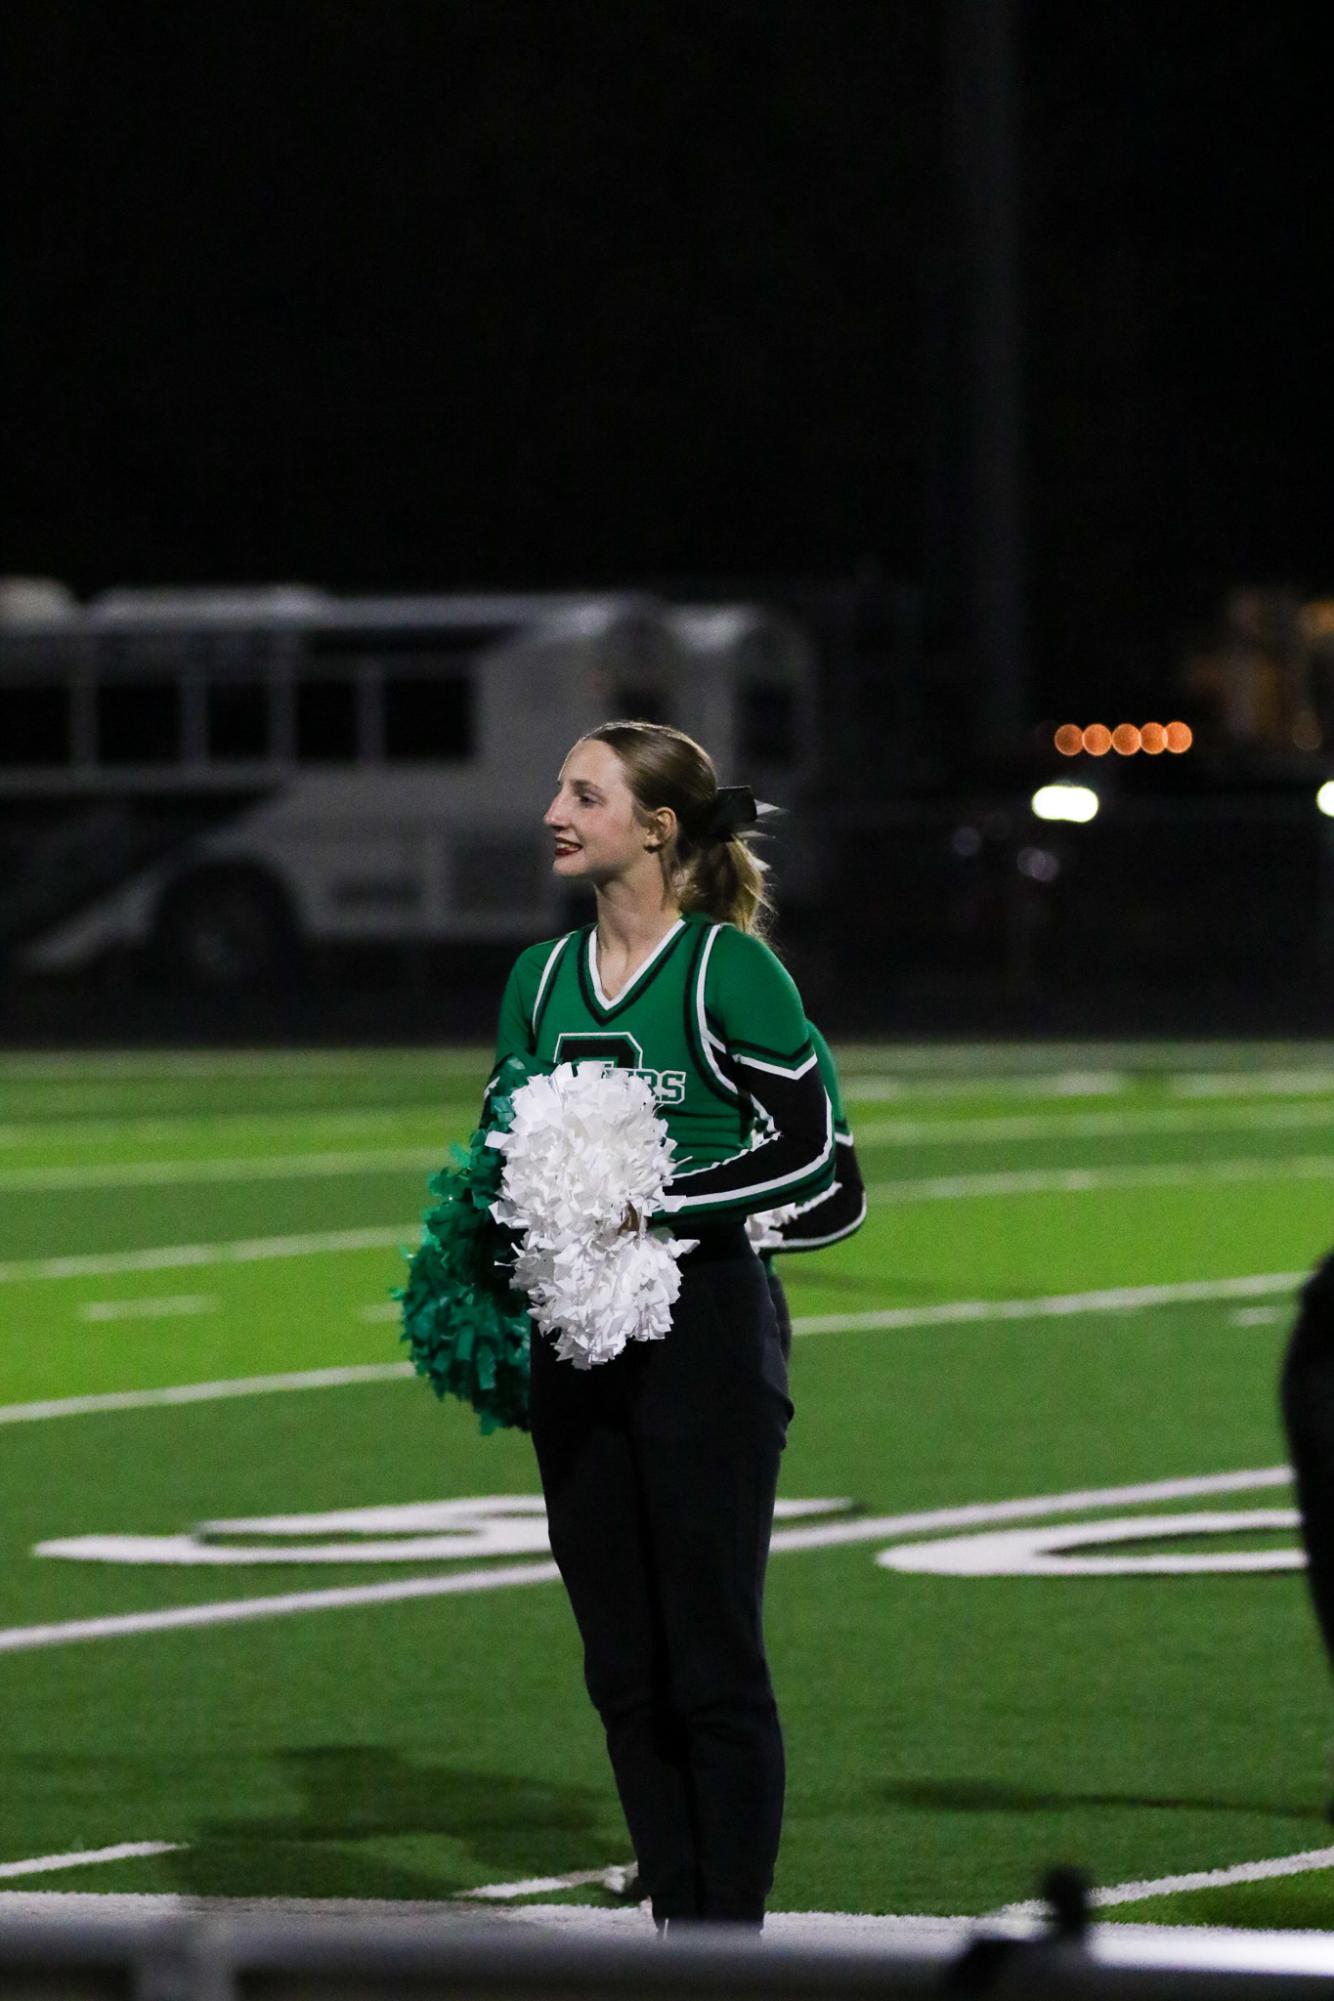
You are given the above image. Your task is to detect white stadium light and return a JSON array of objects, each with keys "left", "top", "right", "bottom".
[
  {"left": 1317, "top": 781, "right": 1334, "bottom": 819},
  {"left": 1031, "top": 783, "right": 1099, "bottom": 824}
]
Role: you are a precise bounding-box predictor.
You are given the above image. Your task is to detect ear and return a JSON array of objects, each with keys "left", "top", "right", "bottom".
[{"left": 644, "top": 806, "right": 677, "bottom": 854}]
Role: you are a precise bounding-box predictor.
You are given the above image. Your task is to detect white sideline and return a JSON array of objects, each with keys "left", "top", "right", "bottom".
[
  {"left": 854, "top": 1101, "right": 1334, "bottom": 1146},
  {"left": 0, "top": 1467, "right": 1292, "bottom": 1655},
  {"left": 0, "top": 1273, "right": 1304, "bottom": 1427},
  {"left": 1000, "top": 1843, "right": 1334, "bottom": 1916},
  {"left": 867, "top": 1155, "right": 1334, "bottom": 1203},
  {"left": 0, "top": 1842, "right": 181, "bottom": 1881},
  {"left": 0, "top": 1148, "right": 442, "bottom": 1193},
  {"left": 2, "top": 1894, "right": 1334, "bottom": 1972}
]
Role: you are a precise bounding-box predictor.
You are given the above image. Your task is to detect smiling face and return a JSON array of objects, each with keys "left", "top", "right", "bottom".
[{"left": 544, "top": 738, "right": 671, "bottom": 886}]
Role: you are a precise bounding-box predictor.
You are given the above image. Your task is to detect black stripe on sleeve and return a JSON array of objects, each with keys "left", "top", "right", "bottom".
[
  {"left": 667, "top": 1055, "right": 835, "bottom": 1217},
  {"left": 769, "top": 1133, "right": 867, "bottom": 1251}
]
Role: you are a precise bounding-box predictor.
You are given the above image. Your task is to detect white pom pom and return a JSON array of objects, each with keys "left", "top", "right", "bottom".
[
  {"left": 488, "top": 1062, "right": 697, "bottom": 1368},
  {"left": 745, "top": 1201, "right": 802, "bottom": 1253}
]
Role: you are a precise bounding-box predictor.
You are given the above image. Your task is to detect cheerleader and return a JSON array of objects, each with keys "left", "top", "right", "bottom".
[{"left": 489, "top": 720, "right": 839, "bottom": 1928}]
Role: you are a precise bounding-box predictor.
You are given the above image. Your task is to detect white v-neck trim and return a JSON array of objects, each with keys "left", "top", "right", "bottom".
[{"left": 589, "top": 917, "right": 685, "bottom": 1010}]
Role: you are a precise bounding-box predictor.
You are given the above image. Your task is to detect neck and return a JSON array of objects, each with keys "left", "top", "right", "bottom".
[{"left": 593, "top": 874, "right": 681, "bottom": 955}]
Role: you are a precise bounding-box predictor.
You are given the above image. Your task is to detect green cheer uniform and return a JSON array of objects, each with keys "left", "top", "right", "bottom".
[{"left": 491, "top": 910, "right": 836, "bottom": 1222}]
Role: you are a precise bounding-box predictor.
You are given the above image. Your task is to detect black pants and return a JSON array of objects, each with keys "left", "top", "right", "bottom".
[
  {"left": 765, "top": 1260, "right": 792, "bottom": 1364},
  {"left": 529, "top": 1228, "right": 792, "bottom": 1923},
  {"left": 1281, "top": 1251, "right": 1334, "bottom": 1670}
]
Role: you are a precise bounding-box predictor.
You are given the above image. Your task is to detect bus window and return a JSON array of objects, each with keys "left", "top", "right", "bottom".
[
  {"left": 205, "top": 680, "right": 270, "bottom": 761},
  {"left": 384, "top": 674, "right": 474, "bottom": 761},
  {"left": 95, "top": 680, "right": 182, "bottom": 764},
  {"left": 0, "top": 684, "right": 73, "bottom": 766},
  {"left": 739, "top": 680, "right": 797, "bottom": 766},
  {"left": 295, "top": 679, "right": 358, "bottom": 762}
]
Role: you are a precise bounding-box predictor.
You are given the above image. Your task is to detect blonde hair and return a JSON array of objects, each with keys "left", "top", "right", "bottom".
[{"left": 584, "top": 719, "right": 773, "bottom": 937}]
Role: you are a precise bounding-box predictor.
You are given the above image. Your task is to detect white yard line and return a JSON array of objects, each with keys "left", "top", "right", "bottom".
[
  {"left": 853, "top": 1101, "right": 1334, "bottom": 1146},
  {"left": 0, "top": 1841, "right": 181, "bottom": 1881},
  {"left": 0, "top": 1274, "right": 1303, "bottom": 1427},
  {"left": 1, "top": 1143, "right": 1322, "bottom": 1294},
  {"left": 867, "top": 1156, "right": 1334, "bottom": 1202},
  {"left": 0, "top": 1148, "right": 441, "bottom": 1193},
  {"left": 0, "top": 1050, "right": 480, "bottom": 1079},
  {"left": 4, "top": 1146, "right": 1322, "bottom": 1207},
  {"left": 0, "top": 1225, "right": 411, "bottom": 1285},
  {"left": 0, "top": 1559, "right": 564, "bottom": 1654},
  {"left": 4, "top": 1099, "right": 1329, "bottom": 1168},
  {"left": 1173, "top": 1070, "right": 1334, "bottom": 1098},
  {"left": 79, "top": 1296, "right": 218, "bottom": 1323},
  {"left": 791, "top": 1271, "right": 1302, "bottom": 1338},
  {"left": 845, "top": 1067, "right": 1334, "bottom": 1103},
  {"left": 831, "top": 1072, "right": 1130, "bottom": 1102},
  {"left": 0, "top": 1468, "right": 1291, "bottom": 1655},
  {"left": 0, "top": 1363, "right": 414, "bottom": 1428},
  {"left": 0, "top": 1109, "right": 448, "bottom": 1151},
  {"left": 1001, "top": 1844, "right": 1334, "bottom": 1917},
  {"left": 464, "top": 1866, "right": 634, "bottom": 1901},
  {"left": 833, "top": 1041, "right": 1334, "bottom": 1072}
]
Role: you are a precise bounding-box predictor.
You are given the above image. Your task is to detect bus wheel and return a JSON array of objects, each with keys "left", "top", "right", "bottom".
[{"left": 154, "top": 870, "right": 299, "bottom": 988}]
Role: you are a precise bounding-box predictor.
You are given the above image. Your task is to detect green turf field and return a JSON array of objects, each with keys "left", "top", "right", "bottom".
[{"left": 2, "top": 1041, "right": 1333, "bottom": 1931}]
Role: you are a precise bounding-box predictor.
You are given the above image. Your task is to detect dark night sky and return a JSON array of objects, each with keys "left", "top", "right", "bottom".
[{"left": 2, "top": 0, "right": 1331, "bottom": 712}]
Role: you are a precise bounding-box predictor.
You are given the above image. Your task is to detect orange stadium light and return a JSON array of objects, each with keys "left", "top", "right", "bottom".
[{"left": 1055, "top": 721, "right": 1192, "bottom": 756}]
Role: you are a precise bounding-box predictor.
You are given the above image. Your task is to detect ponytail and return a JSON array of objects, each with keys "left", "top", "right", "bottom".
[
  {"left": 583, "top": 719, "right": 776, "bottom": 937},
  {"left": 675, "top": 829, "right": 773, "bottom": 938}
]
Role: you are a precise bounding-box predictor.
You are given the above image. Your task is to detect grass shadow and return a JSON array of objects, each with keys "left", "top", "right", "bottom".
[{"left": 167, "top": 1747, "right": 618, "bottom": 1899}]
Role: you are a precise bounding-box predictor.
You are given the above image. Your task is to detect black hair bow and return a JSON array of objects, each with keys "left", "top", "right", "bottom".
[{"left": 702, "top": 785, "right": 780, "bottom": 842}]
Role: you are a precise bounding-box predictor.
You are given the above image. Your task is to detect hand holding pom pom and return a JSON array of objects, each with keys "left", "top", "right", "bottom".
[{"left": 488, "top": 1061, "right": 697, "bottom": 1368}]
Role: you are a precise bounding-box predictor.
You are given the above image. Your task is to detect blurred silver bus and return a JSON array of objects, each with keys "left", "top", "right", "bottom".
[{"left": 0, "top": 583, "right": 816, "bottom": 984}]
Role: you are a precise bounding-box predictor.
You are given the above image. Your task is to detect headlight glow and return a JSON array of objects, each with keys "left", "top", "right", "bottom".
[{"left": 1031, "top": 784, "right": 1099, "bottom": 824}]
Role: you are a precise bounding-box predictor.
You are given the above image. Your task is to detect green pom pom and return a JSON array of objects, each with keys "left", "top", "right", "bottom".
[{"left": 394, "top": 1055, "right": 542, "bottom": 1434}]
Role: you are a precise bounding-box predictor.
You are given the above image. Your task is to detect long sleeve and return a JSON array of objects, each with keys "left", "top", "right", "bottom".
[
  {"left": 766, "top": 1024, "right": 867, "bottom": 1251},
  {"left": 666, "top": 928, "right": 835, "bottom": 1220}
]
